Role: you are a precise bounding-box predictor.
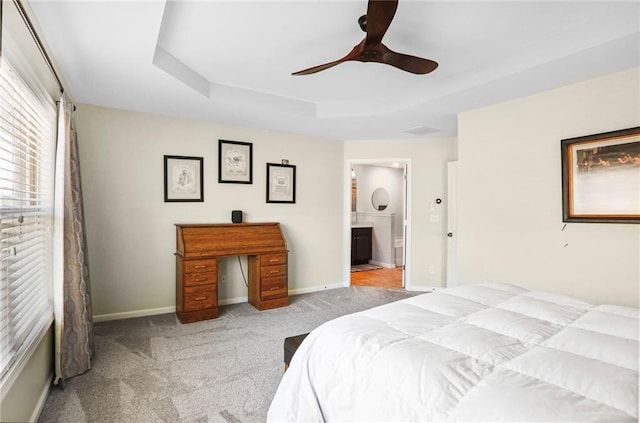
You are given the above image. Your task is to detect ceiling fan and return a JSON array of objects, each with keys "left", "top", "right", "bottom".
[{"left": 292, "top": 0, "right": 438, "bottom": 76}]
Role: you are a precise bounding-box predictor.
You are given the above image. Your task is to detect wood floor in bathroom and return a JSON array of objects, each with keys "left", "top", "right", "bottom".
[{"left": 350, "top": 266, "right": 403, "bottom": 289}]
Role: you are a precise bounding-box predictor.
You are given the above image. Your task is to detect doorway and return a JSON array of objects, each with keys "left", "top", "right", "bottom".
[{"left": 346, "top": 159, "right": 411, "bottom": 289}]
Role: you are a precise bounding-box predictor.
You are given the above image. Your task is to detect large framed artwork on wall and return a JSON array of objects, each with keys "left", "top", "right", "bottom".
[
  {"left": 561, "top": 127, "right": 640, "bottom": 223},
  {"left": 164, "top": 155, "right": 204, "bottom": 202},
  {"left": 219, "top": 139, "right": 253, "bottom": 184}
]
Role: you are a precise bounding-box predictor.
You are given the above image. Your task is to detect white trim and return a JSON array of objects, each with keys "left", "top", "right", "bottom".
[
  {"left": 369, "top": 260, "right": 396, "bottom": 269},
  {"left": 346, "top": 158, "right": 412, "bottom": 289},
  {"left": 29, "top": 372, "right": 53, "bottom": 423},
  {"left": 289, "top": 283, "right": 345, "bottom": 296},
  {"left": 219, "top": 296, "right": 248, "bottom": 306},
  {"left": 0, "top": 314, "right": 53, "bottom": 402},
  {"left": 93, "top": 306, "right": 176, "bottom": 323},
  {"left": 93, "top": 285, "right": 350, "bottom": 322},
  {"left": 404, "top": 160, "right": 412, "bottom": 289}
]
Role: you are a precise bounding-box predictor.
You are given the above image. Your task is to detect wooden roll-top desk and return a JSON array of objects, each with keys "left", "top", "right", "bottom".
[{"left": 175, "top": 222, "right": 289, "bottom": 323}]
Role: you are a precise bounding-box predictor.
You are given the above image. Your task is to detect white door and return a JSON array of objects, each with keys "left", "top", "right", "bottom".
[
  {"left": 446, "top": 161, "right": 458, "bottom": 287},
  {"left": 401, "top": 163, "right": 408, "bottom": 287}
]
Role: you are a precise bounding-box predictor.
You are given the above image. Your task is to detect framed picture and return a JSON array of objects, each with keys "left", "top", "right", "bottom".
[
  {"left": 164, "top": 155, "right": 204, "bottom": 202},
  {"left": 218, "top": 140, "right": 253, "bottom": 184},
  {"left": 266, "top": 163, "right": 296, "bottom": 204},
  {"left": 561, "top": 127, "right": 640, "bottom": 223}
]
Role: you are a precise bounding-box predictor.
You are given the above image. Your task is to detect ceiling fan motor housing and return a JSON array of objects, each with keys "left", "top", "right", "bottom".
[
  {"left": 358, "top": 15, "right": 368, "bottom": 32},
  {"left": 360, "top": 50, "right": 381, "bottom": 62}
]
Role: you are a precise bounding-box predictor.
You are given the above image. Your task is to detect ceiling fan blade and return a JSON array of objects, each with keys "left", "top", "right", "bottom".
[
  {"left": 292, "top": 45, "right": 361, "bottom": 75},
  {"left": 292, "top": 59, "right": 348, "bottom": 76},
  {"left": 381, "top": 44, "right": 438, "bottom": 74},
  {"left": 364, "top": 0, "right": 398, "bottom": 46}
]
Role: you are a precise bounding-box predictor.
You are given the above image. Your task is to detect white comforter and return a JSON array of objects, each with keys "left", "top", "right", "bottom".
[{"left": 267, "top": 283, "right": 639, "bottom": 422}]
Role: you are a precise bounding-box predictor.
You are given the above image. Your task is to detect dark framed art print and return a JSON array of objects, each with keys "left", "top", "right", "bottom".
[
  {"left": 219, "top": 140, "right": 253, "bottom": 184},
  {"left": 561, "top": 127, "right": 640, "bottom": 223},
  {"left": 266, "top": 163, "right": 296, "bottom": 204},
  {"left": 164, "top": 155, "right": 204, "bottom": 202}
]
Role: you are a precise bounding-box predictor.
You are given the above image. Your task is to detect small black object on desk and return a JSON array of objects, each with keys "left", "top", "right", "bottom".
[{"left": 231, "top": 210, "right": 243, "bottom": 223}]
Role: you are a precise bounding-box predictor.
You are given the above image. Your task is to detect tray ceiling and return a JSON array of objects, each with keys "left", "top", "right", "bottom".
[{"left": 28, "top": 1, "right": 640, "bottom": 140}]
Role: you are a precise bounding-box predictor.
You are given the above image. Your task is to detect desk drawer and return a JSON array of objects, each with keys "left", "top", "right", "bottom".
[
  {"left": 261, "top": 276, "right": 287, "bottom": 300},
  {"left": 184, "top": 259, "right": 217, "bottom": 273},
  {"left": 184, "top": 285, "right": 217, "bottom": 311},
  {"left": 261, "top": 264, "right": 286, "bottom": 278},
  {"left": 184, "top": 272, "right": 216, "bottom": 287},
  {"left": 261, "top": 253, "right": 287, "bottom": 266}
]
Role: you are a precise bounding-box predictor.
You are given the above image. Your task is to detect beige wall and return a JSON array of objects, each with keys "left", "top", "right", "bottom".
[
  {"left": 457, "top": 68, "right": 640, "bottom": 306},
  {"left": 10, "top": 68, "right": 637, "bottom": 423},
  {"left": 75, "top": 105, "right": 345, "bottom": 318},
  {"left": 0, "top": 327, "right": 53, "bottom": 423},
  {"left": 345, "top": 138, "right": 458, "bottom": 289}
]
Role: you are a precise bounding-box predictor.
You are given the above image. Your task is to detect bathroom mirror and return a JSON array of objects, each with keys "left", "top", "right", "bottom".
[{"left": 371, "top": 187, "right": 389, "bottom": 211}]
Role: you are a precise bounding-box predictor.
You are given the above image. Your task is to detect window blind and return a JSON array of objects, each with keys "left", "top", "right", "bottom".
[{"left": 0, "top": 55, "right": 56, "bottom": 380}]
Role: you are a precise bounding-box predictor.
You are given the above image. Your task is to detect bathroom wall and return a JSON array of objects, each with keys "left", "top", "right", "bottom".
[
  {"left": 352, "top": 164, "right": 404, "bottom": 267},
  {"left": 352, "top": 164, "right": 404, "bottom": 237}
]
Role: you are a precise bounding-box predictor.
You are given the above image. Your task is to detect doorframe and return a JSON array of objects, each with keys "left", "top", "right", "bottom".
[{"left": 344, "top": 158, "right": 412, "bottom": 289}]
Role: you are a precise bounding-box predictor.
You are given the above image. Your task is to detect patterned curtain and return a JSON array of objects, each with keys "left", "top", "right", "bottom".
[{"left": 53, "top": 96, "right": 94, "bottom": 384}]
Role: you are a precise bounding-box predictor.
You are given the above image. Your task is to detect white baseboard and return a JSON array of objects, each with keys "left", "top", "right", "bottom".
[
  {"left": 188, "top": 287, "right": 348, "bottom": 307},
  {"left": 219, "top": 296, "right": 248, "bottom": 306},
  {"left": 30, "top": 372, "right": 53, "bottom": 423},
  {"left": 93, "top": 306, "right": 176, "bottom": 322},
  {"left": 289, "top": 282, "right": 346, "bottom": 296},
  {"left": 92, "top": 284, "right": 350, "bottom": 322},
  {"left": 369, "top": 260, "right": 396, "bottom": 269}
]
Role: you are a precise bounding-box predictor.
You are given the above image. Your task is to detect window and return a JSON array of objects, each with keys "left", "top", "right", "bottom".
[{"left": 0, "top": 56, "right": 56, "bottom": 381}]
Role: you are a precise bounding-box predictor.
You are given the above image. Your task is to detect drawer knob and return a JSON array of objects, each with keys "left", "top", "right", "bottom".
[
  {"left": 195, "top": 277, "right": 207, "bottom": 282},
  {"left": 269, "top": 286, "right": 280, "bottom": 291},
  {"left": 194, "top": 265, "right": 207, "bottom": 269},
  {"left": 194, "top": 296, "right": 207, "bottom": 301},
  {"left": 269, "top": 258, "right": 280, "bottom": 262},
  {"left": 269, "top": 270, "right": 279, "bottom": 274}
]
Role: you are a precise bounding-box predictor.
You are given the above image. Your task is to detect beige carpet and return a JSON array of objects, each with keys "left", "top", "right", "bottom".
[{"left": 38, "top": 286, "right": 417, "bottom": 423}]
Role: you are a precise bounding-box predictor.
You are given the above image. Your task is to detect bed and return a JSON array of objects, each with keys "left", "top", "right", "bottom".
[{"left": 267, "top": 283, "right": 639, "bottom": 422}]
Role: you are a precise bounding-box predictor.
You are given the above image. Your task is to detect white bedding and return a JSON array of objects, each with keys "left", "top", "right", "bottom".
[{"left": 267, "top": 283, "right": 639, "bottom": 422}]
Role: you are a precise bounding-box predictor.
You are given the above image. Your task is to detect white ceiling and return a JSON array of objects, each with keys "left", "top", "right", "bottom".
[{"left": 28, "top": 0, "right": 640, "bottom": 141}]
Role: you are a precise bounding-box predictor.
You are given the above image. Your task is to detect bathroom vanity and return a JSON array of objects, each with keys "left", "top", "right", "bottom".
[{"left": 351, "top": 225, "right": 372, "bottom": 265}]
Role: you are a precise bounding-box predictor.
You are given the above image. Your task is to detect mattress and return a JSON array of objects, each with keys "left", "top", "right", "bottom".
[{"left": 267, "top": 283, "right": 639, "bottom": 422}]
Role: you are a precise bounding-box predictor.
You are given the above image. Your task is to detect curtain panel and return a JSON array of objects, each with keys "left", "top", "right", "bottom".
[{"left": 54, "top": 96, "right": 94, "bottom": 384}]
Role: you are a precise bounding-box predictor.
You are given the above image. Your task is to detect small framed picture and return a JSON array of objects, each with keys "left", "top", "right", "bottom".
[
  {"left": 561, "top": 127, "right": 640, "bottom": 223},
  {"left": 164, "top": 155, "right": 204, "bottom": 202},
  {"left": 219, "top": 140, "right": 253, "bottom": 184},
  {"left": 266, "top": 163, "right": 296, "bottom": 204}
]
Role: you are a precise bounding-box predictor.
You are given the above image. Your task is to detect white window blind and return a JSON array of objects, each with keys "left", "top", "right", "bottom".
[{"left": 0, "top": 55, "right": 56, "bottom": 381}]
